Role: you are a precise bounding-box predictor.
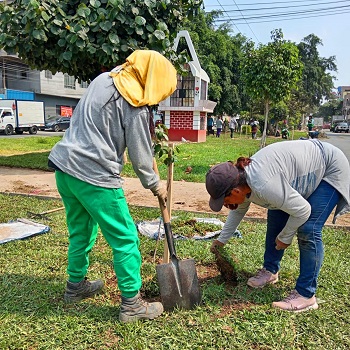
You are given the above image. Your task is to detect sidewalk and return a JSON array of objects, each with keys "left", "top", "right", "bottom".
[{"left": 1, "top": 167, "right": 349, "bottom": 228}]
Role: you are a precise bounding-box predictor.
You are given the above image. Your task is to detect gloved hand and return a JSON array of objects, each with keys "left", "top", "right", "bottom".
[
  {"left": 275, "top": 238, "right": 290, "bottom": 250},
  {"left": 210, "top": 239, "right": 225, "bottom": 253},
  {"left": 150, "top": 184, "right": 167, "bottom": 207}
]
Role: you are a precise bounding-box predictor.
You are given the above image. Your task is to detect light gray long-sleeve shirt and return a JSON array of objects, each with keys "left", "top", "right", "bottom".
[
  {"left": 48, "top": 72, "right": 158, "bottom": 190},
  {"left": 218, "top": 139, "right": 350, "bottom": 245}
]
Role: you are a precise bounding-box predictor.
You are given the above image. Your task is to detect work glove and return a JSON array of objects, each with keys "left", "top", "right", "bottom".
[
  {"left": 210, "top": 239, "right": 225, "bottom": 253},
  {"left": 275, "top": 238, "right": 290, "bottom": 250},
  {"left": 150, "top": 184, "right": 167, "bottom": 207}
]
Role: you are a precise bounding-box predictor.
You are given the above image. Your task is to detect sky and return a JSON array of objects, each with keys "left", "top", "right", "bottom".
[{"left": 203, "top": 0, "right": 350, "bottom": 89}]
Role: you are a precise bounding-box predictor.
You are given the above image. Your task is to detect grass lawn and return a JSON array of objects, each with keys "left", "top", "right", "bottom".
[
  {"left": 1, "top": 194, "right": 349, "bottom": 350},
  {"left": 0, "top": 131, "right": 308, "bottom": 181},
  {"left": 1, "top": 130, "right": 348, "bottom": 349}
]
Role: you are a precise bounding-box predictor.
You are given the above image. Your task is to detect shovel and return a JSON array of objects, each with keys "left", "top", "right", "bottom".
[{"left": 156, "top": 199, "right": 202, "bottom": 311}]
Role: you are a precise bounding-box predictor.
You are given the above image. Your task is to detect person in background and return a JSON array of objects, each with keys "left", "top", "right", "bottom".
[
  {"left": 206, "top": 139, "right": 350, "bottom": 313},
  {"left": 48, "top": 50, "right": 177, "bottom": 323},
  {"left": 229, "top": 117, "right": 237, "bottom": 138},
  {"left": 250, "top": 120, "right": 258, "bottom": 139},
  {"left": 307, "top": 115, "right": 314, "bottom": 131},
  {"left": 207, "top": 115, "right": 214, "bottom": 135},
  {"left": 216, "top": 116, "right": 223, "bottom": 137}
]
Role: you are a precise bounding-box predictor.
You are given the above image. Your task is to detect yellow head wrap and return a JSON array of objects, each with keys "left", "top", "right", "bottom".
[{"left": 109, "top": 50, "right": 177, "bottom": 107}]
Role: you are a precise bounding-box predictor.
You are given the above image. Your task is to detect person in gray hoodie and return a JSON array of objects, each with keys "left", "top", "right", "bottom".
[
  {"left": 48, "top": 50, "right": 177, "bottom": 323},
  {"left": 206, "top": 139, "right": 350, "bottom": 313}
]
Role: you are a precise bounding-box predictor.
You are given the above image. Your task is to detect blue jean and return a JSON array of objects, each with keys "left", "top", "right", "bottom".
[{"left": 263, "top": 180, "right": 340, "bottom": 298}]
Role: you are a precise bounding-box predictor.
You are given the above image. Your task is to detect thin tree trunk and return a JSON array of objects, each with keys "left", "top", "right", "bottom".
[{"left": 260, "top": 100, "right": 269, "bottom": 148}]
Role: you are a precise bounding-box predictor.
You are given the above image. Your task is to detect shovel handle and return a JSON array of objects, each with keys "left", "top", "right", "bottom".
[{"left": 157, "top": 198, "right": 177, "bottom": 258}]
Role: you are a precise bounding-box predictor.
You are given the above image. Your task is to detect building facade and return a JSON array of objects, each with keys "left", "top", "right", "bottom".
[{"left": 0, "top": 50, "right": 87, "bottom": 120}]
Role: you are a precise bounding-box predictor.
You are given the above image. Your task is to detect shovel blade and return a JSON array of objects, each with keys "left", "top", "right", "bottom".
[{"left": 156, "top": 258, "right": 201, "bottom": 311}]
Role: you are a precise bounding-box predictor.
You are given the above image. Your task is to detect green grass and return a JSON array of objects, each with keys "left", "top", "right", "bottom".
[
  {"left": 0, "top": 194, "right": 349, "bottom": 349},
  {"left": 0, "top": 131, "right": 307, "bottom": 181}
]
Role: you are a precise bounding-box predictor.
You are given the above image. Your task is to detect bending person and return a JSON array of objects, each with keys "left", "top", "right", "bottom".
[
  {"left": 206, "top": 139, "right": 350, "bottom": 312},
  {"left": 48, "top": 50, "right": 177, "bottom": 323}
]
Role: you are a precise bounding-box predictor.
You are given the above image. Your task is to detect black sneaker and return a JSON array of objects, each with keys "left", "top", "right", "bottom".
[
  {"left": 119, "top": 292, "right": 164, "bottom": 323},
  {"left": 64, "top": 278, "right": 104, "bottom": 303}
]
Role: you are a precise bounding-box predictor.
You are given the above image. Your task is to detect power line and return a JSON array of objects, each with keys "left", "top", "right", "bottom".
[
  {"left": 211, "top": 4, "right": 350, "bottom": 22},
  {"left": 205, "top": 0, "right": 350, "bottom": 7},
  {"left": 214, "top": 8, "right": 350, "bottom": 24},
  {"left": 230, "top": 0, "right": 260, "bottom": 42},
  {"left": 216, "top": 0, "right": 243, "bottom": 35},
  {"left": 210, "top": 0, "right": 350, "bottom": 13}
]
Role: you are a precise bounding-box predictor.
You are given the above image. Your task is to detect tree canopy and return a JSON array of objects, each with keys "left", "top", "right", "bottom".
[
  {"left": 241, "top": 29, "right": 303, "bottom": 146},
  {"left": 0, "top": 0, "right": 202, "bottom": 81}
]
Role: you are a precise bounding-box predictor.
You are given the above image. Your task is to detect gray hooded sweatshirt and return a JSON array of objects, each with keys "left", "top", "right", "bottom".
[
  {"left": 217, "top": 139, "right": 350, "bottom": 245},
  {"left": 48, "top": 72, "right": 158, "bottom": 190}
]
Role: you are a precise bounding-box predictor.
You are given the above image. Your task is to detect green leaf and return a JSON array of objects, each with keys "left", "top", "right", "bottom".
[
  {"left": 41, "top": 11, "right": 49, "bottom": 21},
  {"left": 153, "top": 30, "right": 165, "bottom": 40},
  {"left": 102, "top": 43, "right": 113, "bottom": 55},
  {"left": 53, "top": 19, "right": 63, "bottom": 26},
  {"left": 32, "top": 29, "right": 46, "bottom": 40},
  {"left": 57, "top": 38, "right": 66, "bottom": 47},
  {"left": 157, "top": 22, "right": 168, "bottom": 31},
  {"left": 62, "top": 51, "right": 72, "bottom": 61},
  {"left": 108, "top": 33, "right": 120, "bottom": 44},
  {"left": 99, "top": 21, "right": 113, "bottom": 31},
  {"left": 135, "top": 16, "right": 146, "bottom": 26},
  {"left": 87, "top": 45, "right": 97, "bottom": 54},
  {"left": 90, "top": 0, "right": 101, "bottom": 8},
  {"left": 121, "top": 44, "right": 128, "bottom": 52},
  {"left": 136, "top": 28, "right": 143, "bottom": 36},
  {"left": 76, "top": 38, "right": 85, "bottom": 49}
]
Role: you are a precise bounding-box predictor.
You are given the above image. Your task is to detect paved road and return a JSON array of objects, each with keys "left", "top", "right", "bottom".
[
  {"left": 323, "top": 131, "right": 350, "bottom": 161},
  {"left": 0, "top": 130, "right": 65, "bottom": 138}
]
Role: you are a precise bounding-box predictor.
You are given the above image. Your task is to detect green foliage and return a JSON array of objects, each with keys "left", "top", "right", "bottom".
[
  {"left": 0, "top": 0, "right": 203, "bottom": 81},
  {"left": 315, "top": 97, "right": 343, "bottom": 120},
  {"left": 296, "top": 34, "right": 337, "bottom": 110},
  {"left": 241, "top": 29, "right": 303, "bottom": 104},
  {"left": 153, "top": 124, "right": 180, "bottom": 166},
  {"left": 240, "top": 29, "right": 303, "bottom": 147}
]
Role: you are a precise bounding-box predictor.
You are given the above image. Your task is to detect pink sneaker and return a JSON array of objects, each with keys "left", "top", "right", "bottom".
[
  {"left": 272, "top": 290, "right": 318, "bottom": 313},
  {"left": 247, "top": 268, "right": 278, "bottom": 288}
]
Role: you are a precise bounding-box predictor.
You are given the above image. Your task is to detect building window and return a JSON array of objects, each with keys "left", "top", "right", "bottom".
[
  {"left": 170, "top": 65, "right": 195, "bottom": 107},
  {"left": 45, "top": 70, "right": 52, "bottom": 79},
  {"left": 80, "top": 81, "right": 89, "bottom": 89},
  {"left": 19, "top": 71, "right": 28, "bottom": 79},
  {"left": 64, "top": 74, "right": 76, "bottom": 90},
  {"left": 200, "top": 80, "right": 207, "bottom": 100}
]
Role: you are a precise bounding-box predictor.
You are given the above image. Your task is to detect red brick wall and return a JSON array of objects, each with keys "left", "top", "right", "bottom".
[{"left": 170, "top": 111, "right": 193, "bottom": 130}]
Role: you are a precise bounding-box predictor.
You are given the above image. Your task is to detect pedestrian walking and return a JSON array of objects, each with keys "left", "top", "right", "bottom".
[
  {"left": 216, "top": 116, "right": 223, "bottom": 137},
  {"left": 229, "top": 117, "right": 237, "bottom": 138}
]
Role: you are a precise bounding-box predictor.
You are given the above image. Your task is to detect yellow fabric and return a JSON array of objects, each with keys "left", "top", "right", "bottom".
[{"left": 109, "top": 50, "right": 177, "bottom": 107}]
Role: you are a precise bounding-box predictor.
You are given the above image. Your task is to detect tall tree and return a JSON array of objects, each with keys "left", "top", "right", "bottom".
[
  {"left": 296, "top": 34, "right": 337, "bottom": 111},
  {"left": 0, "top": 0, "right": 202, "bottom": 81},
  {"left": 241, "top": 29, "right": 303, "bottom": 147}
]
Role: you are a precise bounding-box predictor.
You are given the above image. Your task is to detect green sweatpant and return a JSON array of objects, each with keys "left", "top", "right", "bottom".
[{"left": 55, "top": 171, "right": 142, "bottom": 297}]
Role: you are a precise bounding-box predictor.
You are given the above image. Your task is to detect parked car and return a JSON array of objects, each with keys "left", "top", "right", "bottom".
[
  {"left": 45, "top": 117, "right": 71, "bottom": 132},
  {"left": 334, "top": 122, "right": 349, "bottom": 133}
]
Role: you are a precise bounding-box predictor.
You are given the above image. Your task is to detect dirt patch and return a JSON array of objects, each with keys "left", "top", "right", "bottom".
[{"left": 0, "top": 166, "right": 350, "bottom": 228}]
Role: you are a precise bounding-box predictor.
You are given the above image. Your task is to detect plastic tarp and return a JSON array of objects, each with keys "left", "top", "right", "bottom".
[
  {"left": 137, "top": 217, "right": 241, "bottom": 240},
  {"left": 0, "top": 218, "right": 50, "bottom": 244}
]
